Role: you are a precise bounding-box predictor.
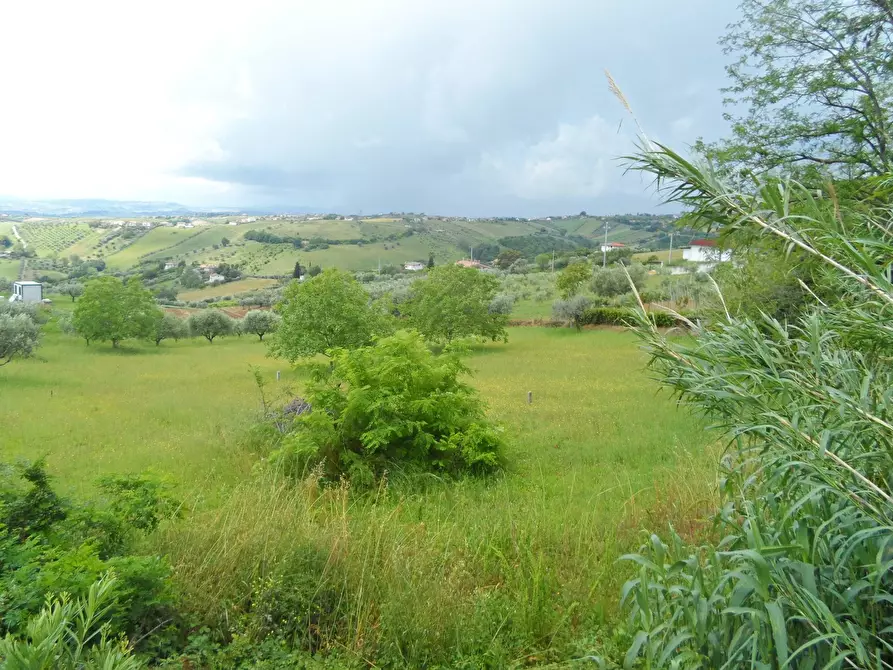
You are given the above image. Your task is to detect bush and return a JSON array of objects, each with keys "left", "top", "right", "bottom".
[
  {"left": 271, "top": 331, "right": 504, "bottom": 486},
  {"left": 580, "top": 306, "right": 679, "bottom": 328},
  {"left": 488, "top": 293, "right": 515, "bottom": 315}
]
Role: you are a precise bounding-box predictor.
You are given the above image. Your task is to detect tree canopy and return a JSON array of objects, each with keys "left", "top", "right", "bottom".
[
  {"left": 556, "top": 262, "right": 592, "bottom": 299},
  {"left": 269, "top": 269, "right": 389, "bottom": 361},
  {"left": 705, "top": 0, "right": 893, "bottom": 178},
  {"left": 241, "top": 309, "right": 280, "bottom": 341},
  {"left": 0, "top": 312, "right": 40, "bottom": 366},
  {"left": 404, "top": 264, "right": 507, "bottom": 343},
  {"left": 72, "top": 277, "right": 159, "bottom": 347},
  {"left": 187, "top": 310, "right": 234, "bottom": 343}
]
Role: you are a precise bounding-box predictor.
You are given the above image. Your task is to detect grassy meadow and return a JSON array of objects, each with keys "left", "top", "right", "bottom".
[
  {"left": 0, "top": 317, "right": 717, "bottom": 665},
  {"left": 177, "top": 277, "right": 278, "bottom": 300}
]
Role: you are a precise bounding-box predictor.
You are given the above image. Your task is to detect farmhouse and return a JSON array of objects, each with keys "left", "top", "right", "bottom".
[
  {"left": 403, "top": 261, "right": 425, "bottom": 271},
  {"left": 163, "top": 261, "right": 177, "bottom": 270},
  {"left": 600, "top": 242, "right": 626, "bottom": 253},
  {"left": 207, "top": 273, "right": 225, "bottom": 284},
  {"left": 682, "top": 239, "right": 732, "bottom": 263},
  {"left": 9, "top": 280, "right": 42, "bottom": 303}
]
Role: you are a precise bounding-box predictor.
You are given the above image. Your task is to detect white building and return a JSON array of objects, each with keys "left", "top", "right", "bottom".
[
  {"left": 682, "top": 240, "right": 732, "bottom": 263},
  {"left": 600, "top": 242, "right": 626, "bottom": 253},
  {"left": 404, "top": 261, "right": 425, "bottom": 271},
  {"left": 207, "top": 273, "right": 225, "bottom": 284},
  {"left": 10, "top": 281, "right": 42, "bottom": 303},
  {"left": 163, "top": 261, "right": 177, "bottom": 270}
]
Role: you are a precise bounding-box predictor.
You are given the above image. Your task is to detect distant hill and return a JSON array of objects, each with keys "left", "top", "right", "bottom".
[{"left": 0, "top": 198, "right": 194, "bottom": 216}]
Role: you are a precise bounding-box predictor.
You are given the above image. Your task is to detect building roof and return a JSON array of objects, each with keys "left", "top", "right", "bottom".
[
  {"left": 604, "top": 242, "right": 625, "bottom": 247},
  {"left": 14, "top": 281, "right": 42, "bottom": 286},
  {"left": 689, "top": 239, "right": 717, "bottom": 247}
]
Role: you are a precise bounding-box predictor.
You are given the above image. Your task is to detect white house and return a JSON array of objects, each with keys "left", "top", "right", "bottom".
[
  {"left": 207, "top": 273, "right": 225, "bottom": 284},
  {"left": 403, "top": 261, "right": 425, "bottom": 271},
  {"left": 682, "top": 239, "right": 732, "bottom": 263},
  {"left": 163, "top": 261, "right": 177, "bottom": 271},
  {"left": 600, "top": 242, "right": 626, "bottom": 253},
  {"left": 10, "top": 281, "right": 42, "bottom": 303}
]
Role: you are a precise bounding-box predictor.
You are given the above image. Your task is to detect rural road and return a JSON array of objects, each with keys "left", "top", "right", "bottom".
[{"left": 11, "top": 225, "right": 26, "bottom": 248}]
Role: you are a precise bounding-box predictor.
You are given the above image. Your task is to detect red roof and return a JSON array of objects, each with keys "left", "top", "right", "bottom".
[
  {"left": 690, "top": 239, "right": 717, "bottom": 247},
  {"left": 605, "top": 242, "right": 625, "bottom": 247}
]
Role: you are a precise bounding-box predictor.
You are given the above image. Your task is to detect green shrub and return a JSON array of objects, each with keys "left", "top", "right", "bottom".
[
  {"left": 271, "top": 331, "right": 504, "bottom": 486},
  {"left": 580, "top": 306, "right": 680, "bottom": 327}
]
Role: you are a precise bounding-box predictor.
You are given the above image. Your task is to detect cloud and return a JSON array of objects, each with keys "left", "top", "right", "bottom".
[{"left": 0, "top": 0, "right": 738, "bottom": 213}]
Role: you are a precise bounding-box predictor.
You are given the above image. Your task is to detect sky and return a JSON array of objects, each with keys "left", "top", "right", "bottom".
[{"left": 0, "top": 1, "right": 739, "bottom": 216}]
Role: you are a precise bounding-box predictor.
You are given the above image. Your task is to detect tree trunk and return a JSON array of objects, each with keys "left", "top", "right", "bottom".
[
  {"left": 112, "top": 340, "right": 119, "bottom": 348},
  {"left": 259, "top": 333, "right": 264, "bottom": 341}
]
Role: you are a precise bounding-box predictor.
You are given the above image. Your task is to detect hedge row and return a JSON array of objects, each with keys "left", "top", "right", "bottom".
[{"left": 581, "top": 307, "right": 696, "bottom": 328}]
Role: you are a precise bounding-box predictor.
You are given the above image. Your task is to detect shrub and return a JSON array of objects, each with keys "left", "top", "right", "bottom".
[
  {"left": 271, "top": 331, "right": 504, "bottom": 486},
  {"left": 488, "top": 293, "right": 515, "bottom": 315},
  {"left": 580, "top": 306, "right": 679, "bottom": 328}
]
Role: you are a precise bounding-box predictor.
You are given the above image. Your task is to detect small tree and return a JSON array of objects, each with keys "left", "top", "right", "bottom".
[
  {"left": 58, "top": 283, "right": 84, "bottom": 302},
  {"left": 495, "top": 249, "right": 523, "bottom": 270},
  {"left": 188, "top": 310, "right": 234, "bottom": 343},
  {"left": 307, "top": 265, "right": 322, "bottom": 277},
  {"left": 591, "top": 264, "right": 646, "bottom": 298},
  {"left": 404, "top": 264, "right": 507, "bottom": 343},
  {"left": 0, "top": 313, "right": 40, "bottom": 366},
  {"left": 556, "top": 262, "right": 591, "bottom": 299},
  {"left": 535, "top": 253, "right": 551, "bottom": 271},
  {"left": 552, "top": 295, "right": 592, "bottom": 331},
  {"left": 241, "top": 309, "right": 281, "bottom": 341},
  {"left": 269, "top": 268, "right": 390, "bottom": 360},
  {"left": 72, "top": 277, "right": 159, "bottom": 347},
  {"left": 179, "top": 268, "right": 204, "bottom": 289},
  {"left": 153, "top": 313, "right": 188, "bottom": 346},
  {"left": 292, "top": 261, "right": 303, "bottom": 279},
  {"left": 427, "top": 253, "right": 435, "bottom": 268},
  {"left": 272, "top": 331, "right": 504, "bottom": 486}
]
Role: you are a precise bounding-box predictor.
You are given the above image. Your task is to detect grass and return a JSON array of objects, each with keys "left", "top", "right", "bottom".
[
  {"left": 0, "top": 259, "right": 20, "bottom": 281},
  {"left": 0, "top": 322, "right": 716, "bottom": 665},
  {"left": 633, "top": 249, "right": 684, "bottom": 263},
  {"left": 178, "top": 277, "right": 278, "bottom": 300},
  {"left": 103, "top": 227, "right": 199, "bottom": 268}
]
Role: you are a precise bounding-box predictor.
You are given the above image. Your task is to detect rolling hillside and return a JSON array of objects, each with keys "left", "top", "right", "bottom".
[{"left": 6, "top": 213, "right": 688, "bottom": 280}]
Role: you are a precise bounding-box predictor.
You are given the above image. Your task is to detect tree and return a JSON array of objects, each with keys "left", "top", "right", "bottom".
[
  {"left": 241, "top": 309, "right": 281, "bottom": 341},
  {"left": 552, "top": 295, "right": 592, "bottom": 331},
  {"left": 72, "top": 277, "right": 159, "bottom": 347},
  {"left": 427, "top": 253, "right": 435, "bottom": 268},
  {"left": 556, "top": 262, "right": 591, "bottom": 299},
  {"left": 307, "top": 265, "right": 322, "bottom": 278},
  {"left": 153, "top": 312, "right": 188, "bottom": 345},
  {"left": 270, "top": 268, "right": 388, "bottom": 361},
  {"left": 58, "top": 282, "right": 84, "bottom": 302},
  {"left": 187, "top": 310, "right": 234, "bottom": 343},
  {"left": 705, "top": 0, "right": 893, "bottom": 178},
  {"left": 216, "top": 263, "right": 241, "bottom": 282},
  {"left": 0, "top": 235, "right": 12, "bottom": 248},
  {"left": 221, "top": 237, "right": 230, "bottom": 247},
  {"left": 404, "top": 264, "right": 507, "bottom": 343},
  {"left": 179, "top": 267, "right": 204, "bottom": 289},
  {"left": 0, "top": 313, "right": 40, "bottom": 366},
  {"left": 495, "top": 248, "right": 523, "bottom": 269},
  {"left": 535, "top": 253, "right": 551, "bottom": 271},
  {"left": 590, "top": 264, "right": 646, "bottom": 298},
  {"left": 292, "top": 261, "right": 303, "bottom": 279}
]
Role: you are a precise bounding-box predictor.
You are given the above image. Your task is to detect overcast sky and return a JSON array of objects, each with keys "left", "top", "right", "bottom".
[{"left": 0, "top": 1, "right": 739, "bottom": 215}]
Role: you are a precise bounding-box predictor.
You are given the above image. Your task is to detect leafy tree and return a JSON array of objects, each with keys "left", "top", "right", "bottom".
[
  {"left": 488, "top": 293, "right": 515, "bottom": 315},
  {"left": 179, "top": 268, "right": 204, "bottom": 289},
  {"left": 58, "top": 283, "right": 84, "bottom": 302},
  {"left": 0, "top": 235, "right": 11, "bottom": 248},
  {"left": 472, "top": 242, "right": 500, "bottom": 263},
  {"left": 0, "top": 277, "right": 11, "bottom": 295},
  {"left": 292, "top": 261, "right": 303, "bottom": 279},
  {"left": 269, "top": 268, "right": 388, "bottom": 360},
  {"left": 535, "top": 253, "right": 551, "bottom": 271},
  {"left": 494, "top": 248, "right": 523, "bottom": 269},
  {"left": 556, "top": 261, "right": 591, "bottom": 299},
  {"left": 241, "top": 309, "right": 281, "bottom": 341},
  {"left": 72, "top": 277, "right": 159, "bottom": 347},
  {"left": 271, "top": 331, "right": 504, "bottom": 486},
  {"left": 705, "top": 0, "right": 893, "bottom": 177},
  {"left": 307, "top": 265, "right": 322, "bottom": 278},
  {"left": 221, "top": 237, "right": 230, "bottom": 247},
  {"left": 0, "top": 313, "right": 40, "bottom": 366},
  {"left": 187, "top": 310, "right": 234, "bottom": 343},
  {"left": 152, "top": 313, "right": 188, "bottom": 345},
  {"left": 427, "top": 253, "right": 435, "bottom": 268},
  {"left": 216, "top": 263, "right": 241, "bottom": 282},
  {"left": 154, "top": 286, "right": 178, "bottom": 303},
  {"left": 404, "top": 264, "right": 507, "bottom": 343},
  {"left": 552, "top": 295, "right": 592, "bottom": 331}
]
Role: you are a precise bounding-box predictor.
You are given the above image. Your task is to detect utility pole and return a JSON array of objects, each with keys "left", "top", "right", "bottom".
[
  {"left": 470, "top": 246, "right": 473, "bottom": 262},
  {"left": 378, "top": 258, "right": 381, "bottom": 276},
  {"left": 602, "top": 220, "right": 608, "bottom": 268},
  {"left": 551, "top": 250, "right": 555, "bottom": 273},
  {"left": 668, "top": 233, "right": 673, "bottom": 266}
]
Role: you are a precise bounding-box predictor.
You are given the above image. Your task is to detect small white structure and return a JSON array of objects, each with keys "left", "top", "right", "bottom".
[
  {"left": 163, "top": 261, "right": 177, "bottom": 270},
  {"left": 600, "top": 242, "right": 626, "bottom": 253},
  {"left": 10, "top": 281, "right": 42, "bottom": 303},
  {"left": 207, "top": 273, "right": 225, "bottom": 284},
  {"left": 403, "top": 261, "right": 425, "bottom": 271},
  {"left": 682, "top": 240, "right": 732, "bottom": 263}
]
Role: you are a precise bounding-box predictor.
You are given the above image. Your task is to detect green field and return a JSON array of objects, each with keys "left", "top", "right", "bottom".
[
  {"left": 0, "top": 258, "right": 20, "bottom": 281},
  {"left": 103, "top": 227, "right": 200, "bottom": 268},
  {"left": 178, "top": 277, "right": 278, "bottom": 300},
  {"left": 0, "top": 322, "right": 715, "bottom": 665}
]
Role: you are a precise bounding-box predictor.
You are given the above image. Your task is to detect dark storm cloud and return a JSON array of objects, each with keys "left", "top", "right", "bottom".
[{"left": 179, "top": 0, "right": 739, "bottom": 214}]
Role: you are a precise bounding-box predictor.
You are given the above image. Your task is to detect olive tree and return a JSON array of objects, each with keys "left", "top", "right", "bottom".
[
  {"left": 0, "top": 313, "right": 40, "bottom": 366},
  {"left": 241, "top": 309, "right": 280, "bottom": 341},
  {"left": 58, "top": 283, "right": 84, "bottom": 302},
  {"left": 153, "top": 313, "right": 188, "bottom": 345},
  {"left": 187, "top": 310, "right": 234, "bottom": 343}
]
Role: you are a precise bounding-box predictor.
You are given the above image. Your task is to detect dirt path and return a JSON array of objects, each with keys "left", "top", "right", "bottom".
[{"left": 11, "top": 225, "right": 26, "bottom": 248}]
